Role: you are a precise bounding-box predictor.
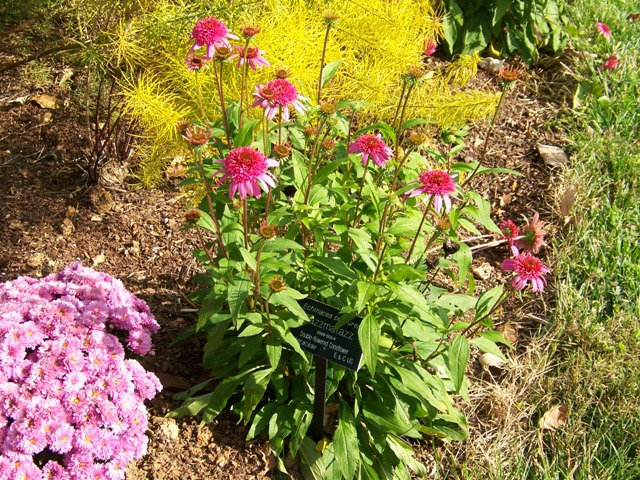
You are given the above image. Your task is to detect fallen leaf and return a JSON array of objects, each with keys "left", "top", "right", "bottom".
[
  {"left": 497, "top": 322, "right": 518, "bottom": 345},
  {"left": 8, "top": 220, "right": 24, "bottom": 230},
  {"left": 90, "top": 215, "right": 103, "bottom": 222},
  {"left": 559, "top": 188, "right": 576, "bottom": 217},
  {"left": 538, "top": 143, "right": 568, "bottom": 167},
  {"left": 479, "top": 352, "right": 506, "bottom": 369},
  {"left": 32, "top": 94, "right": 60, "bottom": 110},
  {"left": 472, "top": 262, "right": 494, "bottom": 280},
  {"left": 540, "top": 405, "right": 569, "bottom": 430},
  {"left": 92, "top": 252, "right": 105, "bottom": 266},
  {"left": 628, "top": 13, "right": 640, "bottom": 22}
]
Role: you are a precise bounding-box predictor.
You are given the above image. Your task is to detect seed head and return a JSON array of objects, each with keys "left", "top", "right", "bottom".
[
  {"left": 321, "top": 138, "right": 336, "bottom": 150},
  {"left": 273, "top": 143, "right": 291, "bottom": 158},
  {"left": 184, "top": 209, "right": 201, "bottom": 223}
]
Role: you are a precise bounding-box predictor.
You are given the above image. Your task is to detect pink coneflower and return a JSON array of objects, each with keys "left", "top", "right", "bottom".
[
  {"left": 424, "top": 38, "right": 437, "bottom": 56},
  {"left": 185, "top": 55, "right": 208, "bottom": 72},
  {"left": 216, "top": 147, "right": 278, "bottom": 199},
  {"left": 502, "top": 246, "right": 550, "bottom": 292},
  {"left": 515, "top": 212, "right": 546, "bottom": 253},
  {"left": 348, "top": 133, "right": 394, "bottom": 168},
  {"left": 500, "top": 219, "right": 521, "bottom": 243},
  {"left": 596, "top": 21, "right": 611, "bottom": 39},
  {"left": 190, "top": 17, "right": 238, "bottom": 59},
  {"left": 231, "top": 46, "right": 269, "bottom": 70},
  {"left": 406, "top": 168, "right": 460, "bottom": 214},
  {"left": 601, "top": 54, "right": 619, "bottom": 70},
  {"left": 252, "top": 79, "right": 307, "bottom": 121}
]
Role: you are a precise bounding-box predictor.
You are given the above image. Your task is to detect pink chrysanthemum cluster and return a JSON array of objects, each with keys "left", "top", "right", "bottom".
[{"left": 0, "top": 263, "right": 161, "bottom": 480}]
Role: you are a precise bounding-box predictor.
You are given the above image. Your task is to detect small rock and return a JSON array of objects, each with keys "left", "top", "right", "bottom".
[
  {"left": 60, "top": 217, "right": 75, "bottom": 236},
  {"left": 478, "top": 57, "right": 504, "bottom": 72},
  {"left": 87, "top": 185, "right": 115, "bottom": 213},
  {"left": 155, "top": 417, "right": 180, "bottom": 442}
]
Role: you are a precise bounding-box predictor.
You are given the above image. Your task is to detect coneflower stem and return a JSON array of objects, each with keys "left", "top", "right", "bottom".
[
  {"left": 239, "top": 39, "right": 251, "bottom": 127},
  {"left": 242, "top": 198, "right": 249, "bottom": 250},
  {"left": 317, "top": 23, "right": 332, "bottom": 104},
  {"left": 405, "top": 196, "right": 433, "bottom": 263},
  {"left": 350, "top": 161, "right": 370, "bottom": 230},
  {"left": 194, "top": 71, "right": 207, "bottom": 120},
  {"left": 212, "top": 60, "right": 232, "bottom": 149},
  {"left": 195, "top": 149, "right": 227, "bottom": 259}
]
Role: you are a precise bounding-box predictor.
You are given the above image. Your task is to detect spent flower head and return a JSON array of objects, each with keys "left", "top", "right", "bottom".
[
  {"left": 500, "top": 219, "right": 521, "bottom": 243},
  {"left": 323, "top": 11, "right": 339, "bottom": 27},
  {"left": 406, "top": 167, "right": 460, "bottom": 214},
  {"left": 259, "top": 222, "right": 278, "bottom": 239},
  {"left": 348, "top": 133, "right": 394, "bottom": 168},
  {"left": 502, "top": 246, "right": 550, "bottom": 292},
  {"left": 185, "top": 55, "right": 208, "bottom": 72},
  {"left": 274, "top": 65, "right": 290, "bottom": 79},
  {"left": 499, "top": 64, "right": 523, "bottom": 85},
  {"left": 514, "top": 212, "right": 546, "bottom": 253},
  {"left": 190, "top": 17, "right": 238, "bottom": 58},
  {"left": 273, "top": 143, "right": 292, "bottom": 158},
  {"left": 241, "top": 24, "right": 261, "bottom": 38},
  {"left": 217, "top": 147, "right": 279, "bottom": 199},
  {"left": 182, "top": 125, "right": 212, "bottom": 146}
]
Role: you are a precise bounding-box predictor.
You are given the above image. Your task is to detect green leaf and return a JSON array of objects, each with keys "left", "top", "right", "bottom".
[
  {"left": 260, "top": 237, "right": 305, "bottom": 252},
  {"left": 470, "top": 336, "right": 507, "bottom": 361},
  {"left": 311, "top": 255, "right": 357, "bottom": 281},
  {"left": 233, "top": 119, "right": 259, "bottom": 147},
  {"left": 359, "top": 314, "right": 379, "bottom": 374},
  {"left": 355, "top": 281, "right": 377, "bottom": 312},
  {"left": 228, "top": 273, "right": 252, "bottom": 320},
  {"left": 266, "top": 335, "right": 282, "bottom": 369},
  {"left": 468, "top": 191, "right": 501, "bottom": 233},
  {"left": 354, "top": 122, "right": 396, "bottom": 145},
  {"left": 462, "top": 15, "right": 491, "bottom": 55},
  {"left": 239, "top": 247, "right": 257, "bottom": 272},
  {"left": 437, "top": 293, "right": 477, "bottom": 315},
  {"left": 299, "top": 436, "right": 326, "bottom": 480},
  {"left": 321, "top": 59, "right": 344, "bottom": 88},
  {"left": 475, "top": 285, "right": 504, "bottom": 320},
  {"left": 493, "top": 0, "right": 512, "bottom": 25},
  {"left": 386, "top": 436, "right": 426, "bottom": 476},
  {"left": 447, "top": 336, "right": 469, "bottom": 393},
  {"left": 333, "top": 404, "right": 359, "bottom": 479},
  {"left": 270, "top": 289, "right": 310, "bottom": 320},
  {"left": 400, "top": 118, "right": 433, "bottom": 130},
  {"left": 452, "top": 242, "right": 472, "bottom": 286}
]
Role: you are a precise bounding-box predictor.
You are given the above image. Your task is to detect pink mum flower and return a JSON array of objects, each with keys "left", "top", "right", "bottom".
[
  {"left": 514, "top": 212, "right": 546, "bottom": 253},
  {"left": 231, "top": 46, "right": 269, "bottom": 70},
  {"left": 217, "top": 147, "right": 278, "bottom": 199},
  {"left": 502, "top": 246, "right": 550, "bottom": 292},
  {"left": 252, "top": 79, "right": 307, "bottom": 121},
  {"left": 190, "top": 17, "right": 238, "bottom": 59},
  {"left": 348, "top": 133, "right": 394, "bottom": 168},
  {"left": 424, "top": 38, "right": 438, "bottom": 56},
  {"left": 596, "top": 21, "right": 611, "bottom": 39},
  {"left": 406, "top": 168, "right": 460, "bottom": 214},
  {"left": 601, "top": 54, "right": 619, "bottom": 70}
]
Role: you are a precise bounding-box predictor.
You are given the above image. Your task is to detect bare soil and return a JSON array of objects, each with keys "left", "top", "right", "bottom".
[{"left": 0, "top": 44, "right": 571, "bottom": 479}]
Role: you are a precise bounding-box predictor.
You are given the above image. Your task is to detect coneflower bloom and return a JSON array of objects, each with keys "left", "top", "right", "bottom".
[
  {"left": 500, "top": 219, "right": 521, "bottom": 244},
  {"left": 601, "top": 54, "right": 619, "bottom": 70},
  {"left": 217, "top": 147, "right": 278, "bottom": 199},
  {"left": 190, "top": 17, "right": 238, "bottom": 59},
  {"left": 348, "top": 133, "right": 394, "bottom": 168},
  {"left": 515, "top": 212, "right": 546, "bottom": 253},
  {"left": 231, "top": 46, "right": 269, "bottom": 70},
  {"left": 596, "top": 21, "right": 611, "bottom": 39},
  {"left": 252, "top": 79, "right": 307, "bottom": 121},
  {"left": 185, "top": 55, "right": 208, "bottom": 72},
  {"left": 502, "top": 246, "right": 550, "bottom": 292},
  {"left": 424, "top": 38, "right": 437, "bottom": 56},
  {"left": 406, "top": 168, "right": 460, "bottom": 214}
]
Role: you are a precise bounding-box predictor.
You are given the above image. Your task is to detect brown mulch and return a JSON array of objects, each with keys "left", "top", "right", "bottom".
[{"left": 0, "top": 45, "right": 570, "bottom": 478}]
